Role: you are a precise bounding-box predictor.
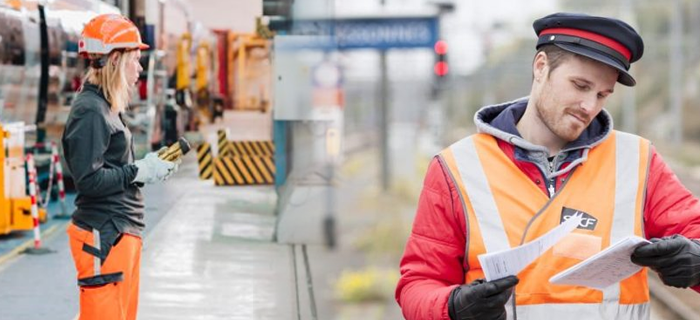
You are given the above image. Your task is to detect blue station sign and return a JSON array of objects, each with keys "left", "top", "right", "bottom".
[{"left": 274, "top": 16, "right": 439, "bottom": 50}]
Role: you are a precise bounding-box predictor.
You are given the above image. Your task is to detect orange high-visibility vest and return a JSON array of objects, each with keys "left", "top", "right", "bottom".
[{"left": 439, "top": 131, "right": 650, "bottom": 319}]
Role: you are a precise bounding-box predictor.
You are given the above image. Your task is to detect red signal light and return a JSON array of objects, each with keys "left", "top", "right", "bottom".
[
  {"left": 434, "top": 40, "right": 448, "bottom": 77},
  {"left": 434, "top": 40, "right": 448, "bottom": 55},
  {"left": 434, "top": 61, "right": 448, "bottom": 77}
]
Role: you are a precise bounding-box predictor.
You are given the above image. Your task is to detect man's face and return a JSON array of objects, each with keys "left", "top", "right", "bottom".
[{"left": 534, "top": 54, "right": 618, "bottom": 142}]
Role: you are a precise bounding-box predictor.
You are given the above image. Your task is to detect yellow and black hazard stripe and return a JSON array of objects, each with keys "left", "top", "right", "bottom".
[
  {"left": 217, "top": 129, "right": 232, "bottom": 157},
  {"left": 197, "top": 143, "right": 213, "bottom": 180},
  {"left": 213, "top": 155, "right": 276, "bottom": 186},
  {"left": 228, "top": 141, "right": 275, "bottom": 156}
]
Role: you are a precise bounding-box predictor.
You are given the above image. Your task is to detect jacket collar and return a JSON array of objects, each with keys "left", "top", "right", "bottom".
[
  {"left": 474, "top": 96, "right": 613, "bottom": 154},
  {"left": 81, "top": 82, "right": 108, "bottom": 102}
]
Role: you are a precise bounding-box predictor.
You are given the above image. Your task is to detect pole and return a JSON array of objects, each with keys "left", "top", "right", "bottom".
[
  {"left": 53, "top": 142, "right": 70, "bottom": 219},
  {"left": 324, "top": 162, "right": 336, "bottom": 248},
  {"left": 36, "top": 4, "right": 49, "bottom": 144},
  {"left": 620, "top": 0, "right": 636, "bottom": 133},
  {"left": 27, "top": 154, "right": 41, "bottom": 250},
  {"left": 379, "top": 50, "right": 390, "bottom": 191},
  {"left": 379, "top": 0, "right": 390, "bottom": 191},
  {"left": 38, "top": 143, "right": 57, "bottom": 209},
  {"left": 159, "top": 0, "right": 164, "bottom": 50},
  {"left": 23, "top": 154, "right": 52, "bottom": 254},
  {"left": 670, "top": 0, "right": 683, "bottom": 145},
  {"left": 324, "top": 125, "right": 339, "bottom": 249},
  {"left": 34, "top": 160, "right": 43, "bottom": 209}
]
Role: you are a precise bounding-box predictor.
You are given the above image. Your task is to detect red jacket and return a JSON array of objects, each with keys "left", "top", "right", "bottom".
[{"left": 396, "top": 101, "right": 700, "bottom": 320}]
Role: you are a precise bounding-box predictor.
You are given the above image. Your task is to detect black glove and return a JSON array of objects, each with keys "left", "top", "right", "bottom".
[
  {"left": 631, "top": 234, "right": 700, "bottom": 288},
  {"left": 448, "top": 276, "right": 519, "bottom": 320}
]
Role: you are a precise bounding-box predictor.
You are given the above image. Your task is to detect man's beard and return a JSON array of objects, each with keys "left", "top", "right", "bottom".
[{"left": 534, "top": 99, "right": 583, "bottom": 143}]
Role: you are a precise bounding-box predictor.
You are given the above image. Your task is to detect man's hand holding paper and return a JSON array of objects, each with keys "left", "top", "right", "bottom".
[
  {"left": 477, "top": 213, "right": 583, "bottom": 281},
  {"left": 631, "top": 234, "right": 700, "bottom": 288},
  {"left": 549, "top": 236, "right": 650, "bottom": 289}
]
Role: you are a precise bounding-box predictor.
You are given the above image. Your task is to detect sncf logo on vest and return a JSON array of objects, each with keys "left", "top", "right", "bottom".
[{"left": 560, "top": 207, "right": 598, "bottom": 231}]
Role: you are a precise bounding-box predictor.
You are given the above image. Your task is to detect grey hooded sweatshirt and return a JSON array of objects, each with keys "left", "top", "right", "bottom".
[{"left": 473, "top": 97, "right": 613, "bottom": 196}]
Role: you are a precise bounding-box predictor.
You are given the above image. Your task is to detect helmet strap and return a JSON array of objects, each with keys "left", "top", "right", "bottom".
[{"left": 89, "top": 55, "right": 109, "bottom": 69}]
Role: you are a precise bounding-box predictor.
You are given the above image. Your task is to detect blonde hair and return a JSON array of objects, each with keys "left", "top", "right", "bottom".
[{"left": 84, "top": 50, "right": 137, "bottom": 113}]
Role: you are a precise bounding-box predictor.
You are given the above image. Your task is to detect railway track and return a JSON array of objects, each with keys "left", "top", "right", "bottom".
[{"left": 650, "top": 273, "right": 700, "bottom": 319}]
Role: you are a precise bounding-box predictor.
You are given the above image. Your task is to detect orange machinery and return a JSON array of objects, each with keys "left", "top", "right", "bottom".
[
  {"left": 0, "top": 123, "right": 47, "bottom": 235},
  {"left": 229, "top": 33, "right": 271, "bottom": 112}
]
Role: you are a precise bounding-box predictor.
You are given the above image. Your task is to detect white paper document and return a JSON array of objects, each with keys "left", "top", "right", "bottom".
[
  {"left": 549, "top": 236, "right": 651, "bottom": 290},
  {"left": 478, "top": 214, "right": 582, "bottom": 281}
]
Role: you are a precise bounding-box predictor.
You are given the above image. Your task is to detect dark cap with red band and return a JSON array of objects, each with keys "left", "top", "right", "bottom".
[{"left": 533, "top": 12, "right": 644, "bottom": 86}]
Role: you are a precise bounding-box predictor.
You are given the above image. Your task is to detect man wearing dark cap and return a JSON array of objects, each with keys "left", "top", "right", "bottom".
[{"left": 396, "top": 12, "right": 700, "bottom": 320}]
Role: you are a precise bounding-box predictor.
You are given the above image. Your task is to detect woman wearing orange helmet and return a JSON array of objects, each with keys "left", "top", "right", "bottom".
[{"left": 61, "top": 13, "right": 178, "bottom": 320}]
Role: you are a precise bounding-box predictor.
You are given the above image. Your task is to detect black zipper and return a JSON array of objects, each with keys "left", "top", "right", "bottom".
[
  {"left": 547, "top": 157, "right": 556, "bottom": 197},
  {"left": 519, "top": 155, "right": 556, "bottom": 198}
]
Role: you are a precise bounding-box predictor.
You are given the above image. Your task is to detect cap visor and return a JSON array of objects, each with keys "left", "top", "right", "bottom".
[
  {"left": 554, "top": 43, "right": 636, "bottom": 86},
  {"left": 138, "top": 43, "right": 150, "bottom": 50}
]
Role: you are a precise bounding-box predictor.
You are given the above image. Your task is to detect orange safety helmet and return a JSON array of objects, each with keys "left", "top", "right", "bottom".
[{"left": 78, "top": 13, "right": 149, "bottom": 58}]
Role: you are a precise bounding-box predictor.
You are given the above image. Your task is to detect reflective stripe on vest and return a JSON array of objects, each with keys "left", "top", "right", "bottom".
[
  {"left": 439, "top": 131, "right": 650, "bottom": 320},
  {"left": 451, "top": 137, "right": 510, "bottom": 253},
  {"left": 516, "top": 302, "right": 650, "bottom": 320},
  {"left": 613, "top": 131, "right": 641, "bottom": 243}
]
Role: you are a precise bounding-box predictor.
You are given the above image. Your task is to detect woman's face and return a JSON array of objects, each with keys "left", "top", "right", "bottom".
[{"left": 124, "top": 50, "right": 143, "bottom": 86}]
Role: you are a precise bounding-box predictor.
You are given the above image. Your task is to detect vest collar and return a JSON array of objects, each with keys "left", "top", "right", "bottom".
[{"left": 474, "top": 97, "right": 613, "bottom": 178}]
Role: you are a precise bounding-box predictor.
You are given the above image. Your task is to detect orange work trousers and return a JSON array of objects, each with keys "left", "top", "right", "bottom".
[{"left": 67, "top": 223, "right": 142, "bottom": 320}]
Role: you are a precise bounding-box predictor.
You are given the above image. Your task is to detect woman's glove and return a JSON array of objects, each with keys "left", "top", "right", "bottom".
[
  {"left": 133, "top": 152, "right": 175, "bottom": 184},
  {"left": 163, "top": 157, "right": 182, "bottom": 180}
]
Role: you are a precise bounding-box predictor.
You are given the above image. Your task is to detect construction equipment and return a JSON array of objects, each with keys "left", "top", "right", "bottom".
[
  {"left": 194, "top": 40, "right": 214, "bottom": 123},
  {"left": 176, "top": 33, "right": 193, "bottom": 91},
  {"left": 229, "top": 33, "right": 271, "bottom": 112},
  {"left": 195, "top": 41, "right": 211, "bottom": 93},
  {"left": 1, "top": 123, "right": 47, "bottom": 235}
]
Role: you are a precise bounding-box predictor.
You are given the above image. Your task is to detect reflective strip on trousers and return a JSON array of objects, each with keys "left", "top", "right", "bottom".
[{"left": 93, "top": 229, "right": 101, "bottom": 276}]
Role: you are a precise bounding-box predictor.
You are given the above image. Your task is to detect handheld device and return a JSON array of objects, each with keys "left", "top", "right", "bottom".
[{"left": 157, "top": 137, "right": 192, "bottom": 162}]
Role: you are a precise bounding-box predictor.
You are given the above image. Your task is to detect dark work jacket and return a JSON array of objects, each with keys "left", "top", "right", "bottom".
[{"left": 62, "top": 83, "right": 144, "bottom": 258}]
